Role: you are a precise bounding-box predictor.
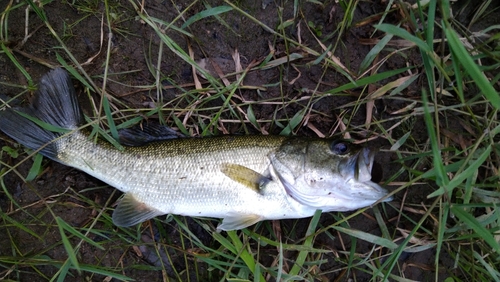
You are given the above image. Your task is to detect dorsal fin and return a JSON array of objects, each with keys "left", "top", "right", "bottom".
[{"left": 118, "top": 123, "right": 185, "bottom": 146}]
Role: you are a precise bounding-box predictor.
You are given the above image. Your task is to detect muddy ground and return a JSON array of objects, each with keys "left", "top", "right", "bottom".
[{"left": 0, "top": 0, "right": 495, "bottom": 281}]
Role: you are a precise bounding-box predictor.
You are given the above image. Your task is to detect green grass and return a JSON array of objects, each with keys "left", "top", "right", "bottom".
[{"left": 1, "top": 0, "right": 500, "bottom": 281}]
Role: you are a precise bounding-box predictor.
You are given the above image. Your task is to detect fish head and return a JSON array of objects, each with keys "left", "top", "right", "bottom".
[{"left": 270, "top": 138, "right": 392, "bottom": 212}]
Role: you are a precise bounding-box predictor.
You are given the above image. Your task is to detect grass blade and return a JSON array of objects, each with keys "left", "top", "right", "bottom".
[
  {"left": 55, "top": 217, "right": 81, "bottom": 274},
  {"left": 0, "top": 44, "right": 33, "bottom": 88},
  {"left": 359, "top": 33, "right": 393, "bottom": 73},
  {"left": 422, "top": 89, "right": 449, "bottom": 189},
  {"left": 374, "top": 24, "right": 430, "bottom": 52},
  {"left": 25, "top": 153, "right": 43, "bottom": 182},
  {"left": 331, "top": 226, "right": 398, "bottom": 249},
  {"left": 288, "top": 209, "right": 322, "bottom": 276},
  {"left": 451, "top": 205, "right": 500, "bottom": 254},
  {"left": 226, "top": 230, "right": 265, "bottom": 282},
  {"left": 181, "top": 6, "right": 233, "bottom": 29},
  {"left": 428, "top": 145, "right": 492, "bottom": 198},
  {"left": 444, "top": 27, "right": 500, "bottom": 109}
]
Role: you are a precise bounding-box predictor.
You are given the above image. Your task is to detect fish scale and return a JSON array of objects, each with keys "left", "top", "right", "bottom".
[
  {"left": 0, "top": 68, "right": 392, "bottom": 231},
  {"left": 57, "top": 131, "right": 306, "bottom": 222}
]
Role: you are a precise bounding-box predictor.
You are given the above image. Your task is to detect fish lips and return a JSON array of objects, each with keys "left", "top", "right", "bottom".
[
  {"left": 339, "top": 147, "right": 392, "bottom": 200},
  {"left": 339, "top": 147, "right": 384, "bottom": 184}
]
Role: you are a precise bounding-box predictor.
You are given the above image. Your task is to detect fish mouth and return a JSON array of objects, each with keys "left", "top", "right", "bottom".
[
  {"left": 340, "top": 147, "right": 393, "bottom": 201},
  {"left": 273, "top": 145, "right": 392, "bottom": 210},
  {"left": 340, "top": 147, "right": 374, "bottom": 182}
]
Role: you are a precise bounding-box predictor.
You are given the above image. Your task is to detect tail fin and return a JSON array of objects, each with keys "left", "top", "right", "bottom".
[{"left": 0, "top": 68, "right": 82, "bottom": 160}]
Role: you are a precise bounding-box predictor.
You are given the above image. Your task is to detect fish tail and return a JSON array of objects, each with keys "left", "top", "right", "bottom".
[{"left": 0, "top": 68, "right": 82, "bottom": 160}]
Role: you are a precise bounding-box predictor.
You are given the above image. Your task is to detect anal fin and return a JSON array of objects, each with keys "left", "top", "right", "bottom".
[
  {"left": 217, "top": 214, "right": 262, "bottom": 231},
  {"left": 112, "top": 193, "right": 165, "bottom": 227}
]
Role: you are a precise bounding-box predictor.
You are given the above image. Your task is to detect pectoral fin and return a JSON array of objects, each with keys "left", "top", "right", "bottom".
[
  {"left": 217, "top": 213, "right": 263, "bottom": 231},
  {"left": 221, "top": 163, "right": 270, "bottom": 192},
  {"left": 112, "top": 193, "right": 165, "bottom": 227}
]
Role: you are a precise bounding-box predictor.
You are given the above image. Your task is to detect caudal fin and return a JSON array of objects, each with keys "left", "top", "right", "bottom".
[{"left": 0, "top": 68, "right": 82, "bottom": 160}]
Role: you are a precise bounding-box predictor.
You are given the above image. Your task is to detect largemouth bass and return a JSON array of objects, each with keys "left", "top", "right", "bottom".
[{"left": 0, "top": 69, "right": 392, "bottom": 230}]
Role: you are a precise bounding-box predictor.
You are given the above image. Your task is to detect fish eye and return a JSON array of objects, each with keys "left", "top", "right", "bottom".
[{"left": 330, "top": 140, "right": 349, "bottom": 155}]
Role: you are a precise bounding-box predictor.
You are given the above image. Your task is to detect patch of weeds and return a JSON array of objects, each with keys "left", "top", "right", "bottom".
[
  {"left": 66, "top": 0, "right": 101, "bottom": 15},
  {"left": 307, "top": 20, "right": 323, "bottom": 37},
  {"left": 2, "top": 145, "right": 19, "bottom": 159}
]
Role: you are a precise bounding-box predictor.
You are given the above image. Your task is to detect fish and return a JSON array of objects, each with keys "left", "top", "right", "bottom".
[{"left": 0, "top": 68, "right": 392, "bottom": 231}]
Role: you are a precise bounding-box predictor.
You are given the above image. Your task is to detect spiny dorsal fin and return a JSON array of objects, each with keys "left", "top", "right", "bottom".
[
  {"left": 220, "top": 163, "right": 270, "bottom": 192},
  {"left": 112, "top": 193, "right": 165, "bottom": 227},
  {"left": 118, "top": 123, "right": 185, "bottom": 147}
]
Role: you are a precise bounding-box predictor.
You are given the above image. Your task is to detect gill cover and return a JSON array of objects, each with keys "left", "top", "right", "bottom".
[{"left": 270, "top": 138, "right": 391, "bottom": 211}]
